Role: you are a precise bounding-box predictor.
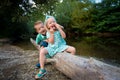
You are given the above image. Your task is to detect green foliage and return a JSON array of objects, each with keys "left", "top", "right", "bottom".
[
  {"left": 92, "top": 0, "right": 120, "bottom": 32},
  {"left": 54, "top": 0, "right": 93, "bottom": 32},
  {"left": 0, "top": 0, "right": 30, "bottom": 39},
  {"left": 1, "top": 0, "right": 120, "bottom": 40},
  {"left": 0, "top": 0, "right": 58, "bottom": 40},
  {"left": 54, "top": 0, "right": 73, "bottom": 27},
  {"left": 71, "top": 0, "right": 93, "bottom": 31}
]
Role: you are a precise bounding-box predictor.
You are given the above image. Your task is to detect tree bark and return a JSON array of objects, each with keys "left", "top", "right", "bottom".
[{"left": 30, "top": 38, "right": 120, "bottom": 80}]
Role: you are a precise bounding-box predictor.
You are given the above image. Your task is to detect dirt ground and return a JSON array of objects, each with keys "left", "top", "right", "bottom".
[{"left": 0, "top": 44, "right": 70, "bottom": 80}]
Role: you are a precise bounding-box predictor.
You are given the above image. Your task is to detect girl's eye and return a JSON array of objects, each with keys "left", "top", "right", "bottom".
[{"left": 50, "top": 21, "right": 54, "bottom": 24}]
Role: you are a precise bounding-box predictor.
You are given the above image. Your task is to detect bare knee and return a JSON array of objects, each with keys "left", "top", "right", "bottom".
[
  {"left": 71, "top": 47, "right": 76, "bottom": 55},
  {"left": 66, "top": 46, "right": 76, "bottom": 55},
  {"left": 39, "top": 48, "right": 48, "bottom": 55}
]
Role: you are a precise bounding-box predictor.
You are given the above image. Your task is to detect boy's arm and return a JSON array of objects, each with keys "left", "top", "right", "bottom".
[
  {"left": 36, "top": 34, "right": 42, "bottom": 44},
  {"left": 36, "top": 37, "right": 40, "bottom": 50}
]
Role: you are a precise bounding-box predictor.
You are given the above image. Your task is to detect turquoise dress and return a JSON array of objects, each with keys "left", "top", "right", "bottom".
[{"left": 45, "top": 31, "right": 68, "bottom": 57}]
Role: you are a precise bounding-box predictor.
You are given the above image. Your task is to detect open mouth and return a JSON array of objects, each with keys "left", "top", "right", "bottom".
[
  {"left": 51, "top": 25, "right": 56, "bottom": 29},
  {"left": 40, "top": 30, "right": 46, "bottom": 34}
]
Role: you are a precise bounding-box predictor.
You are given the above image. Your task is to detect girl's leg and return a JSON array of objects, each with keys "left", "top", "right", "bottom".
[
  {"left": 35, "top": 47, "right": 44, "bottom": 68},
  {"left": 65, "top": 46, "right": 76, "bottom": 55},
  {"left": 39, "top": 48, "right": 48, "bottom": 69},
  {"left": 35, "top": 48, "right": 48, "bottom": 79}
]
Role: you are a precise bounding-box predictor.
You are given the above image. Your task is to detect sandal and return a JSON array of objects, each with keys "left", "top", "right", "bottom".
[{"left": 35, "top": 69, "right": 47, "bottom": 79}]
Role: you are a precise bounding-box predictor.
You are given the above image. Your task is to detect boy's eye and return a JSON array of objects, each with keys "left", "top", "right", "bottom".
[
  {"left": 38, "top": 28, "right": 40, "bottom": 30},
  {"left": 40, "top": 26, "right": 44, "bottom": 28},
  {"left": 41, "top": 26, "right": 44, "bottom": 28}
]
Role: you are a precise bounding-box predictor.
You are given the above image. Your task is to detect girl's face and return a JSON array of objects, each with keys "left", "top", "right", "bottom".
[{"left": 47, "top": 17, "right": 56, "bottom": 30}]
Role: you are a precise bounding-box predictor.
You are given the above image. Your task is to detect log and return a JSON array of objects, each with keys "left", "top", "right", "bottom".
[
  {"left": 30, "top": 38, "right": 120, "bottom": 80},
  {"left": 0, "top": 38, "right": 10, "bottom": 43}
]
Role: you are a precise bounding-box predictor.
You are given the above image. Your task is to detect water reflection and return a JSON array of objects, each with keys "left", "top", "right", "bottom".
[{"left": 67, "top": 36, "right": 120, "bottom": 66}]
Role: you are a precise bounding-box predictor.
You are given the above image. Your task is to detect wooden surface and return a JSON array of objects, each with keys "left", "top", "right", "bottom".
[
  {"left": 30, "top": 38, "right": 120, "bottom": 80},
  {"left": 54, "top": 53, "right": 120, "bottom": 80}
]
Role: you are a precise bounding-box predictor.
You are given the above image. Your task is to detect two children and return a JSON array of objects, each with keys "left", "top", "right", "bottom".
[
  {"left": 34, "top": 21, "right": 50, "bottom": 68},
  {"left": 34, "top": 16, "right": 76, "bottom": 79}
]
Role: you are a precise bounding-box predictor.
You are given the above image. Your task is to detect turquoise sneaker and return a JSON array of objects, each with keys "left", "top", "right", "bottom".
[{"left": 35, "top": 69, "right": 47, "bottom": 79}]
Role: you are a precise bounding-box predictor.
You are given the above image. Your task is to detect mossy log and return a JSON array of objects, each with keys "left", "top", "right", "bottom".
[{"left": 30, "top": 38, "right": 120, "bottom": 80}]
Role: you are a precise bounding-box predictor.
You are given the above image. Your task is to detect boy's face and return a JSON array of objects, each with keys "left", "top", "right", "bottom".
[{"left": 34, "top": 23, "right": 46, "bottom": 35}]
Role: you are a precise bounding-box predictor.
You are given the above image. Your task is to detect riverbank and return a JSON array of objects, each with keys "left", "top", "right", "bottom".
[{"left": 0, "top": 44, "right": 70, "bottom": 80}]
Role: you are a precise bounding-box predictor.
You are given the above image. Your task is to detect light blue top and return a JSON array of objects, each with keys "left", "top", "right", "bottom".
[{"left": 45, "top": 31, "right": 68, "bottom": 57}]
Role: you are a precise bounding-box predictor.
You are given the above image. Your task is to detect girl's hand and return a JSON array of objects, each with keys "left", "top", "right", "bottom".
[
  {"left": 49, "top": 28, "right": 54, "bottom": 34},
  {"left": 54, "top": 23, "right": 66, "bottom": 38},
  {"left": 48, "top": 28, "right": 54, "bottom": 44},
  {"left": 54, "top": 23, "right": 61, "bottom": 30}
]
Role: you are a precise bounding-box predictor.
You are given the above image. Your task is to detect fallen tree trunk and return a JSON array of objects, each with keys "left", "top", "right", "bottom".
[{"left": 30, "top": 38, "right": 120, "bottom": 80}]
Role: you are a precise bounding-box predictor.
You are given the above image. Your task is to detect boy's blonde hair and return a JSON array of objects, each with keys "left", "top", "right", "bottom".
[{"left": 34, "top": 20, "right": 43, "bottom": 27}]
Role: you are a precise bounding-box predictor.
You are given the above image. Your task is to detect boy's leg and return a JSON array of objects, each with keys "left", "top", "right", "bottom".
[
  {"left": 35, "top": 63, "right": 40, "bottom": 68},
  {"left": 65, "top": 46, "right": 76, "bottom": 55}
]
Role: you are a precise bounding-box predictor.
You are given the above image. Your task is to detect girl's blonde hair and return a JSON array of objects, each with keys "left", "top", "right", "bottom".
[{"left": 44, "top": 15, "right": 56, "bottom": 31}]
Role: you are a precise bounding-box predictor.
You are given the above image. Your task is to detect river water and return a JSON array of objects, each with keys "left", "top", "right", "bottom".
[{"left": 13, "top": 36, "right": 120, "bottom": 67}]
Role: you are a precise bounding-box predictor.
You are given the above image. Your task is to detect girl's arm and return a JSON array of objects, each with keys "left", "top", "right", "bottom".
[{"left": 55, "top": 23, "right": 66, "bottom": 38}]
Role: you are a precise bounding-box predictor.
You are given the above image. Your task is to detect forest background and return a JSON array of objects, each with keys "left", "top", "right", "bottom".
[{"left": 0, "top": 0, "right": 120, "bottom": 41}]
